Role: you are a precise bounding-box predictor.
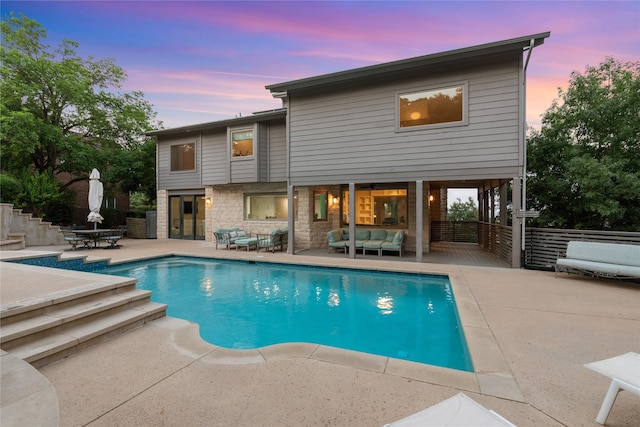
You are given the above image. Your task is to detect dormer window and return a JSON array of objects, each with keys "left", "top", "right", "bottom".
[{"left": 231, "top": 130, "right": 254, "bottom": 157}]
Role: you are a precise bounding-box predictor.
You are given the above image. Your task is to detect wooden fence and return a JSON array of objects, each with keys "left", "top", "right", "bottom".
[
  {"left": 525, "top": 227, "right": 640, "bottom": 270},
  {"left": 431, "top": 221, "right": 478, "bottom": 243},
  {"left": 479, "top": 222, "right": 513, "bottom": 266}
]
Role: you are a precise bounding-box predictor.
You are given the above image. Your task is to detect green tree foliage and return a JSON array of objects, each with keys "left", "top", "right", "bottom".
[
  {"left": 447, "top": 197, "right": 478, "bottom": 222},
  {"left": 0, "top": 173, "right": 23, "bottom": 202},
  {"left": 527, "top": 58, "right": 640, "bottom": 231},
  {"left": 0, "top": 13, "right": 160, "bottom": 221}
]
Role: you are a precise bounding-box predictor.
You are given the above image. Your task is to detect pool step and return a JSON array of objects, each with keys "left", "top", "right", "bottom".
[{"left": 0, "top": 282, "right": 166, "bottom": 368}]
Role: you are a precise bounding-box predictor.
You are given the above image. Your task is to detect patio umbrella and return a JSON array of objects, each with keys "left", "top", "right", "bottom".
[{"left": 87, "top": 168, "right": 104, "bottom": 230}]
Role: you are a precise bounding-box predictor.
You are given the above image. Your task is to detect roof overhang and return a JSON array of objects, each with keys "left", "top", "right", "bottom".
[
  {"left": 265, "top": 32, "right": 550, "bottom": 96},
  {"left": 145, "top": 108, "right": 287, "bottom": 138}
]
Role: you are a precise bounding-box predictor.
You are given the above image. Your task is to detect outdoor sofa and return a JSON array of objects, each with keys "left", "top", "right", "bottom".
[
  {"left": 327, "top": 228, "right": 406, "bottom": 256},
  {"left": 555, "top": 241, "right": 640, "bottom": 280},
  {"left": 213, "top": 227, "right": 250, "bottom": 250}
]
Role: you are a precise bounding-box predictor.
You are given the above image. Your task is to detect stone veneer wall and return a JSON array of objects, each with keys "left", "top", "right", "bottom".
[
  {"left": 156, "top": 189, "right": 167, "bottom": 239},
  {"left": 159, "top": 182, "right": 431, "bottom": 253}
]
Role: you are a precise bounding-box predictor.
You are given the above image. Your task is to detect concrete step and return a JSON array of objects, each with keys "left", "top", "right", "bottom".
[
  {"left": 3, "top": 302, "right": 166, "bottom": 367},
  {"left": 0, "top": 239, "right": 25, "bottom": 250},
  {"left": 1, "top": 274, "right": 166, "bottom": 367},
  {"left": 0, "top": 288, "right": 152, "bottom": 343}
]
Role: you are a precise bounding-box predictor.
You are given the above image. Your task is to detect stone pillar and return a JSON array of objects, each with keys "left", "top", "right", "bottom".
[
  {"left": 287, "top": 185, "right": 295, "bottom": 254},
  {"left": 156, "top": 190, "right": 168, "bottom": 240}
]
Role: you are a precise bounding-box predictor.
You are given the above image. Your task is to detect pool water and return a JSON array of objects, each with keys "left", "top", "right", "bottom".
[{"left": 98, "top": 257, "right": 473, "bottom": 371}]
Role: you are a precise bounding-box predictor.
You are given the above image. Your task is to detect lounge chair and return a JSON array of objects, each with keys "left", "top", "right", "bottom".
[
  {"left": 584, "top": 352, "right": 640, "bottom": 425},
  {"left": 384, "top": 392, "right": 515, "bottom": 426},
  {"left": 257, "top": 229, "right": 285, "bottom": 253},
  {"left": 213, "top": 232, "right": 233, "bottom": 250}
]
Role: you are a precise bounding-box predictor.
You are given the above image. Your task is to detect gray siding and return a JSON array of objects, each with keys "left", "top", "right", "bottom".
[
  {"left": 201, "top": 130, "right": 228, "bottom": 185},
  {"left": 258, "top": 123, "right": 268, "bottom": 181},
  {"left": 230, "top": 158, "right": 257, "bottom": 182},
  {"left": 287, "top": 60, "right": 523, "bottom": 186},
  {"left": 157, "top": 135, "right": 201, "bottom": 190},
  {"left": 268, "top": 120, "right": 287, "bottom": 181}
]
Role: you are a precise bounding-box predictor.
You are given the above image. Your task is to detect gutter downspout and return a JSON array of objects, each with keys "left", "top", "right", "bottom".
[{"left": 521, "top": 38, "right": 535, "bottom": 265}]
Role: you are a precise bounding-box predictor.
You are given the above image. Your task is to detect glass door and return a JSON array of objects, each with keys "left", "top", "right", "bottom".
[{"left": 169, "top": 195, "right": 206, "bottom": 240}]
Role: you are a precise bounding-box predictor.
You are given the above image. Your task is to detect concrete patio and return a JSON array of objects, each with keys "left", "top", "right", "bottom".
[{"left": 1, "top": 238, "right": 638, "bottom": 426}]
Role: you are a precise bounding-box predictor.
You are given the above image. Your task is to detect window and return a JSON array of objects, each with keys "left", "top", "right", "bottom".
[
  {"left": 342, "top": 186, "right": 408, "bottom": 227},
  {"left": 231, "top": 129, "right": 254, "bottom": 157},
  {"left": 399, "top": 84, "right": 465, "bottom": 129},
  {"left": 313, "top": 192, "right": 328, "bottom": 221},
  {"left": 171, "top": 143, "right": 195, "bottom": 171},
  {"left": 245, "top": 193, "right": 297, "bottom": 220}
]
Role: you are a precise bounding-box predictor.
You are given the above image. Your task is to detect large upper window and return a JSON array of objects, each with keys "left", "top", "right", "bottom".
[
  {"left": 342, "top": 186, "right": 408, "bottom": 227},
  {"left": 245, "top": 193, "right": 297, "bottom": 220},
  {"left": 231, "top": 130, "right": 254, "bottom": 157},
  {"left": 171, "top": 143, "right": 195, "bottom": 171},
  {"left": 399, "top": 84, "right": 465, "bottom": 129}
]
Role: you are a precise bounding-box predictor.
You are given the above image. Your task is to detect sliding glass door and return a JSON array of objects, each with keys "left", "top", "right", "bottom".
[{"left": 169, "top": 195, "right": 206, "bottom": 240}]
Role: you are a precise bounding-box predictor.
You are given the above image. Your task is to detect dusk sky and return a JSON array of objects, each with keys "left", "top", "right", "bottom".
[{"left": 3, "top": 1, "right": 639, "bottom": 132}]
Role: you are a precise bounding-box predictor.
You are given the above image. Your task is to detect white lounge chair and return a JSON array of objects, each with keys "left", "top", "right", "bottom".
[
  {"left": 584, "top": 352, "right": 640, "bottom": 425},
  {"left": 384, "top": 392, "right": 515, "bottom": 427}
]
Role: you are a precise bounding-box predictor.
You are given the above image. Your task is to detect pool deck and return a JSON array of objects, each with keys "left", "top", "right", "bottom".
[{"left": 1, "top": 238, "right": 639, "bottom": 426}]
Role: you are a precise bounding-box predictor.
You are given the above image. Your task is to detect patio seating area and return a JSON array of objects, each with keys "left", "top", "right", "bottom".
[{"left": 1, "top": 238, "right": 638, "bottom": 426}]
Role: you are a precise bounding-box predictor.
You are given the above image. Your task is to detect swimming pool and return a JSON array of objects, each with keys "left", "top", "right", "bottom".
[{"left": 97, "top": 256, "right": 473, "bottom": 371}]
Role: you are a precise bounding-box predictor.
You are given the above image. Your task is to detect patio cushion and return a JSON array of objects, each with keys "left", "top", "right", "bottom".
[
  {"left": 370, "top": 229, "right": 387, "bottom": 240},
  {"left": 355, "top": 230, "right": 370, "bottom": 240},
  {"left": 393, "top": 230, "right": 405, "bottom": 244},
  {"left": 235, "top": 237, "right": 257, "bottom": 245},
  {"left": 386, "top": 231, "right": 396, "bottom": 242},
  {"left": 327, "top": 230, "right": 341, "bottom": 243},
  {"left": 363, "top": 240, "right": 385, "bottom": 249}
]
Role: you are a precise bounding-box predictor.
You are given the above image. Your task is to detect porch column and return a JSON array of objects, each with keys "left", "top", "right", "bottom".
[
  {"left": 287, "top": 185, "right": 295, "bottom": 254},
  {"left": 511, "top": 178, "right": 522, "bottom": 268},
  {"left": 416, "top": 180, "right": 424, "bottom": 263},
  {"left": 348, "top": 183, "right": 356, "bottom": 259},
  {"left": 500, "top": 182, "right": 508, "bottom": 225},
  {"left": 490, "top": 187, "right": 496, "bottom": 223}
]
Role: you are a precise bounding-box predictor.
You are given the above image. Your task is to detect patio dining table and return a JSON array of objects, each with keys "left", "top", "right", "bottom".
[{"left": 72, "top": 229, "right": 123, "bottom": 249}]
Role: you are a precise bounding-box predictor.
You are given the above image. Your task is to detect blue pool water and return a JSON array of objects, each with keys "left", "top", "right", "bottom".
[{"left": 90, "top": 256, "right": 473, "bottom": 371}]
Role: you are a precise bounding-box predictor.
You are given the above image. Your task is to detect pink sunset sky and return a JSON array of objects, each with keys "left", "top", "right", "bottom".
[{"left": 4, "top": 1, "right": 639, "bottom": 130}]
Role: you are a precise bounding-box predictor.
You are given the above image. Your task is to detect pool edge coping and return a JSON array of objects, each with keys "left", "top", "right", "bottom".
[{"left": 1, "top": 250, "right": 525, "bottom": 402}]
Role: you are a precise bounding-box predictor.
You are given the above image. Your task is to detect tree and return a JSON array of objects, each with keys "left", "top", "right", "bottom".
[
  {"left": 447, "top": 197, "right": 478, "bottom": 222},
  {"left": 0, "top": 13, "right": 160, "bottom": 220},
  {"left": 527, "top": 58, "right": 640, "bottom": 231}
]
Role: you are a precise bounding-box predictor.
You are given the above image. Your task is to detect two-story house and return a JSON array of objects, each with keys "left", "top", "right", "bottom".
[{"left": 148, "top": 32, "right": 550, "bottom": 267}]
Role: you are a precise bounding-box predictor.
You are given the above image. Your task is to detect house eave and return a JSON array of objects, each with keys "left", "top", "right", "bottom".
[
  {"left": 265, "top": 32, "right": 550, "bottom": 95},
  {"left": 145, "top": 108, "right": 287, "bottom": 138}
]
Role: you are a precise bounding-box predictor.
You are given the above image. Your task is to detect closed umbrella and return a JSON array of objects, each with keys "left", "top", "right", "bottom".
[{"left": 87, "top": 168, "right": 104, "bottom": 230}]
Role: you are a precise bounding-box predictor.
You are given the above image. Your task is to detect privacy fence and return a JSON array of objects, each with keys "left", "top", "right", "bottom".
[
  {"left": 432, "top": 221, "right": 640, "bottom": 269},
  {"left": 524, "top": 227, "right": 640, "bottom": 271}
]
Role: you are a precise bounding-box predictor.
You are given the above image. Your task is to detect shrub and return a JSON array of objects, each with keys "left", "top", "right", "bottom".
[{"left": 0, "top": 174, "right": 23, "bottom": 203}]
